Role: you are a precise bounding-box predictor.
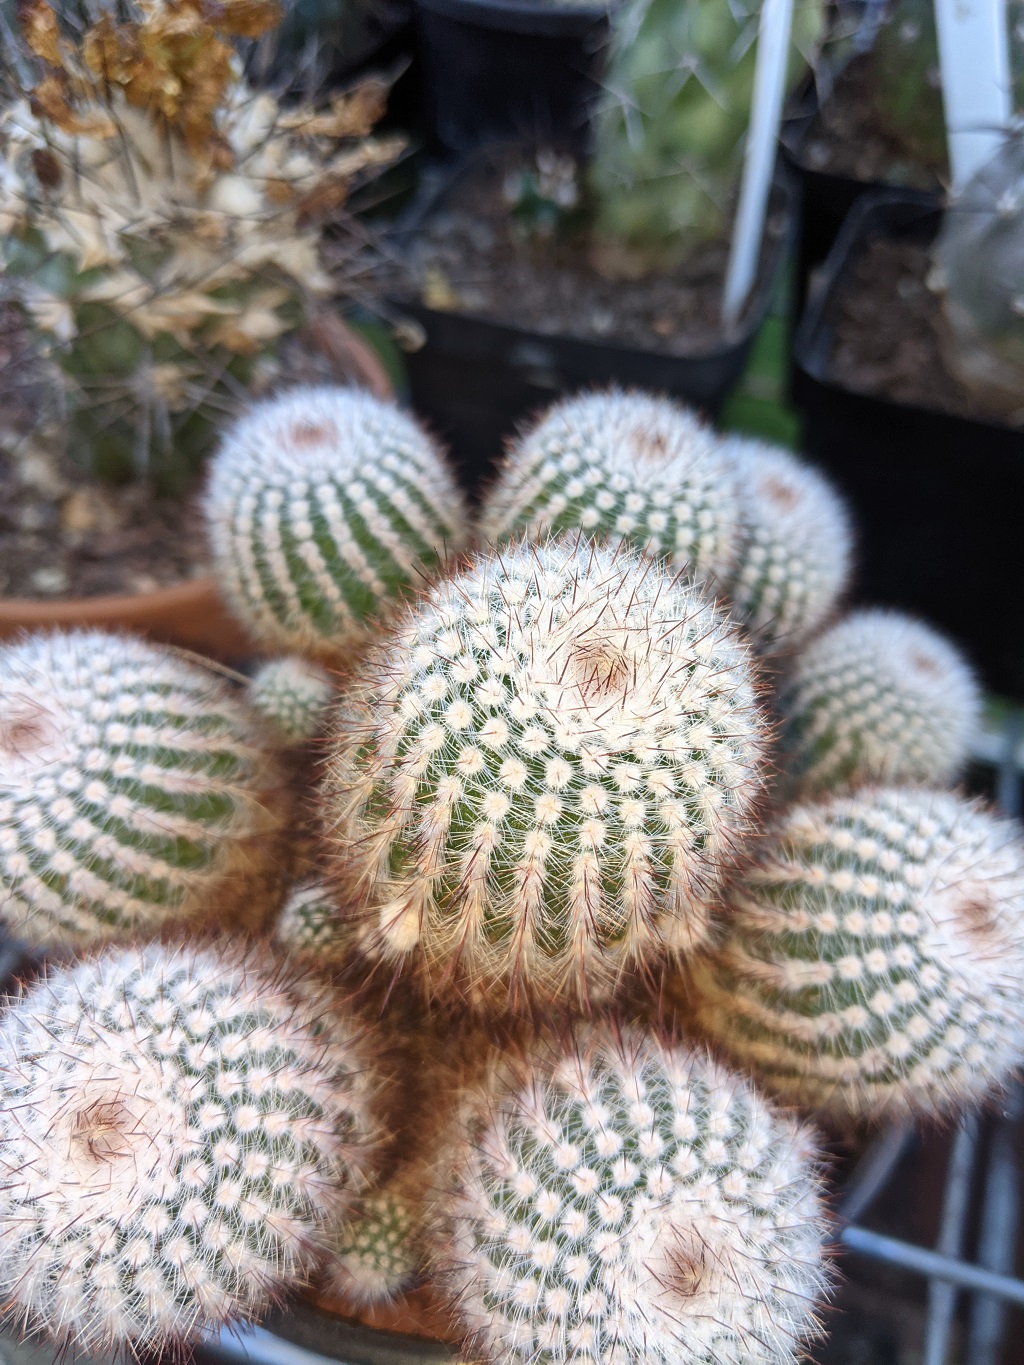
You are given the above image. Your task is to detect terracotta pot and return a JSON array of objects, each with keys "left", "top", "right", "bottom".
[{"left": 0, "top": 319, "right": 394, "bottom": 663}]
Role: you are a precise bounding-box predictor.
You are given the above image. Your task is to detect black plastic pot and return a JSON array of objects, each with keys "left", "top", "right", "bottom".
[
  {"left": 391, "top": 155, "right": 795, "bottom": 495},
  {"left": 413, "top": 0, "right": 610, "bottom": 153},
  {"left": 791, "top": 190, "right": 1024, "bottom": 701}
]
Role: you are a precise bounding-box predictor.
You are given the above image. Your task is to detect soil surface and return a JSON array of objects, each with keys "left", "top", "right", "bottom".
[
  {"left": 403, "top": 152, "right": 787, "bottom": 353},
  {"left": 799, "top": 55, "right": 946, "bottom": 190},
  {"left": 828, "top": 236, "right": 1020, "bottom": 424}
]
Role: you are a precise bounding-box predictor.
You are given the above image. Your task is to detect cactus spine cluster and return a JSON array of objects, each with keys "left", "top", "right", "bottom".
[
  {"left": 587, "top": 0, "right": 824, "bottom": 275},
  {"left": 205, "top": 387, "right": 469, "bottom": 663},
  {"left": 324, "top": 536, "right": 769, "bottom": 1010},
  {"left": 782, "top": 609, "right": 980, "bottom": 794},
  {"left": 722, "top": 437, "right": 853, "bottom": 648},
  {"left": 480, "top": 390, "right": 741, "bottom": 583},
  {"left": 0, "top": 941, "right": 383, "bottom": 1354},
  {"left": 0, "top": 628, "right": 285, "bottom": 950},
  {"left": 689, "top": 788, "right": 1024, "bottom": 1122},
  {"left": 249, "top": 657, "right": 336, "bottom": 744},
  {"left": 434, "top": 1023, "right": 829, "bottom": 1365}
]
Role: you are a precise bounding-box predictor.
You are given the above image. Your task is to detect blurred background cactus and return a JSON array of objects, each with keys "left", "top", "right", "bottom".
[
  {"left": 930, "top": 130, "right": 1024, "bottom": 417},
  {"left": 587, "top": 0, "right": 825, "bottom": 277},
  {"left": 0, "top": 0, "right": 402, "bottom": 493}
]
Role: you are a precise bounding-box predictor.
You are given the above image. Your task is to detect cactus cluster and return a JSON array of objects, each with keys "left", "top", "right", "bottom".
[
  {"left": 0, "top": 941, "right": 382, "bottom": 1353},
  {"left": 782, "top": 609, "right": 980, "bottom": 793},
  {"left": 435, "top": 1023, "right": 829, "bottom": 1364},
  {"left": 688, "top": 788, "right": 1024, "bottom": 1122},
  {"left": 205, "top": 387, "right": 469, "bottom": 663},
  {"left": 324, "top": 536, "right": 768, "bottom": 1010},
  {"left": 0, "top": 628, "right": 285, "bottom": 951}
]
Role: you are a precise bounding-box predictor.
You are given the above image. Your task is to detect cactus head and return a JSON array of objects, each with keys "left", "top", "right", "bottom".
[
  {"left": 0, "top": 940, "right": 383, "bottom": 1354},
  {"left": 324, "top": 536, "right": 770, "bottom": 1012},
  {"left": 434, "top": 1022, "right": 830, "bottom": 1364},
  {"left": 480, "top": 390, "right": 741, "bottom": 583},
  {"left": 0, "top": 628, "right": 286, "bottom": 951},
  {"left": 205, "top": 386, "right": 469, "bottom": 663},
  {"left": 326, "top": 1175, "right": 423, "bottom": 1306},
  {"left": 782, "top": 609, "right": 980, "bottom": 795},
  {"left": 721, "top": 437, "right": 853, "bottom": 648},
  {"left": 249, "top": 656, "right": 336, "bottom": 743},
  {"left": 274, "top": 879, "right": 347, "bottom": 960},
  {"left": 689, "top": 788, "right": 1024, "bottom": 1123}
]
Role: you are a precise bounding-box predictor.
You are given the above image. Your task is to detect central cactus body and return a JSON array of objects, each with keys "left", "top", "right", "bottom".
[{"left": 324, "top": 537, "right": 769, "bottom": 1011}]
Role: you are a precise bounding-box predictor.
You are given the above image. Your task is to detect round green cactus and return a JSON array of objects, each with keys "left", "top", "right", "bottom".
[
  {"left": 0, "top": 941, "right": 384, "bottom": 1354},
  {"left": 721, "top": 437, "right": 853, "bottom": 648},
  {"left": 433, "top": 1023, "right": 830, "bottom": 1364},
  {"left": 0, "top": 628, "right": 286, "bottom": 950},
  {"left": 249, "top": 656, "right": 336, "bottom": 743},
  {"left": 324, "top": 536, "right": 770, "bottom": 1012},
  {"left": 782, "top": 609, "right": 980, "bottom": 795},
  {"left": 274, "top": 878, "right": 345, "bottom": 958},
  {"left": 479, "top": 390, "right": 741, "bottom": 583},
  {"left": 326, "top": 1174, "right": 423, "bottom": 1306},
  {"left": 205, "top": 386, "right": 469, "bottom": 663},
  {"left": 689, "top": 787, "right": 1024, "bottom": 1122}
]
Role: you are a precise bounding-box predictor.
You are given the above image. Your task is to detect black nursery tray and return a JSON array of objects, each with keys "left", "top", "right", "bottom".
[
  {"left": 791, "top": 190, "right": 1024, "bottom": 702},
  {"left": 387, "top": 149, "right": 795, "bottom": 496}
]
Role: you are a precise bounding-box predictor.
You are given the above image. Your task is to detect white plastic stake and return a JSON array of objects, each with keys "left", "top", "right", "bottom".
[
  {"left": 935, "top": 0, "right": 1012, "bottom": 190},
  {"left": 722, "top": 0, "right": 795, "bottom": 328}
]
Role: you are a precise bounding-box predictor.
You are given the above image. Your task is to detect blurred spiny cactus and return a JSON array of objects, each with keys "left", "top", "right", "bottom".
[
  {"left": 433, "top": 1023, "right": 830, "bottom": 1365},
  {"left": 249, "top": 656, "right": 335, "bottom": 743},
  {"left": 326, "top": 1171, "right": 425, "bottom": 1306},
  {"left": 588, "top": 0, "right": 824, "bottom": 277},
  {"left": 0, "top": 941, "right": 384, "bottom": 1354},
  {"left": 0, "top": 0, "right": 402, "bottom": 492},
  {"left": 205, "top": 386, "right": 469, "bottom": 662},
  {"left": 689, "top": 788, "right": 1024, "bottom": 1123},
  {"left": 324, "top": 537, "right": 770, "bottom": 1012},
  {"left": 0, "top": 628, "right": 287, "bottom": 950}
]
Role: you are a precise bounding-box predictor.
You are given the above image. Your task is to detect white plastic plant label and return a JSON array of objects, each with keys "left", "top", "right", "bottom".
[{"left": 935, "top": 0, "right": 1012, "bottom": 188}]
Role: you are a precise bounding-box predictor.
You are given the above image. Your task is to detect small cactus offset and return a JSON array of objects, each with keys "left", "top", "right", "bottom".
[
  {"left": 782, "top": 609, "right": 980, "bottom": 794},
  {"left": 275, "top": 879, "right": 346, "bottom": 959},
  {"left": 326, "top": 1173, "right": 424, "bottom": 1307},
  {"left": 433, "top": 1023, "right": 830, "bottom": 1364},
  {"left": 324, "top": 537, "right": 770, "bottom": 1011},
  {"left": 480, "top": 390, "right": 741, "bottom": 583},
  {"left": 249, "top": 657, "right": 336, "bottom": 744},
  {"left": 205, "top": 386, "right": 469, "bottom": 663},
  {"left": 0, "top": 941, "right": 384, "bottom": 1355},
  {"left": 688, "top": 788, "right": 1024, "bottom": 1123},
  {"left": 0, "top": 629, "right": 286, "bottom": 950},
  {"left": 721, "top": 437, "right": 853, "bottom": 648}
]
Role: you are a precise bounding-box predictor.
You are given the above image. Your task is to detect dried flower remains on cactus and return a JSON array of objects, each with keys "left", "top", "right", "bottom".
[
  {"left": 480, "top": 389, "right": 741, "bottom": 583},
  {"left": 782, "top": 609, "right": 980, "bottom": 794},
  {"left": 0, "top": 0, "right": 403, "bottom": 489},
  {"left": 689, "top": 787, "right": 1024, "bottom": 1123},
  {"left": 0, "top": 628, "right": 286, "bottom": 950},
  {"left": 324, "top": 536, "right": 770, "bottom": 1012},
  {"left": 205, "top": 386, "right": 469, "bottom": 662},
  {"left": 434, "top": 1023, "right": 830, "bottom": 1365},
  {"left": 0, "top": 941, "right": 383, "bottom": 1354}
]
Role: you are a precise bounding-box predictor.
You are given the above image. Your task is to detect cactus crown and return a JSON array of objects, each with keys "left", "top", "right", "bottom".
[
  {"left": 0, "top": 941, "right": 382, "bottom": 1354},
  {"left": 0, "top": 628, "right": 283, "bottom": 950},
  {"left": 436, "top": 1024, "right": 829, "bottom": 1365},
  {"left": 205, "top": 386, "right": 469, "bottom": 662},
  {"left": 721, "top": 436, "right": 853, "bottom": 647},
  {"left": 480, "top": 390, "right": 740, "bottom": 583},
  {"left": 691, "top": 787, "right": 1024, "bottom": 1121},
  {"left": 324, "top": 536, "right": 770, "bottom": 1011},
  {"left": 782, "top": 609, "right": 980, "bottom": 794},
  {"left": 249, "top": 657, "right": 336, "bottom": 744}
]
